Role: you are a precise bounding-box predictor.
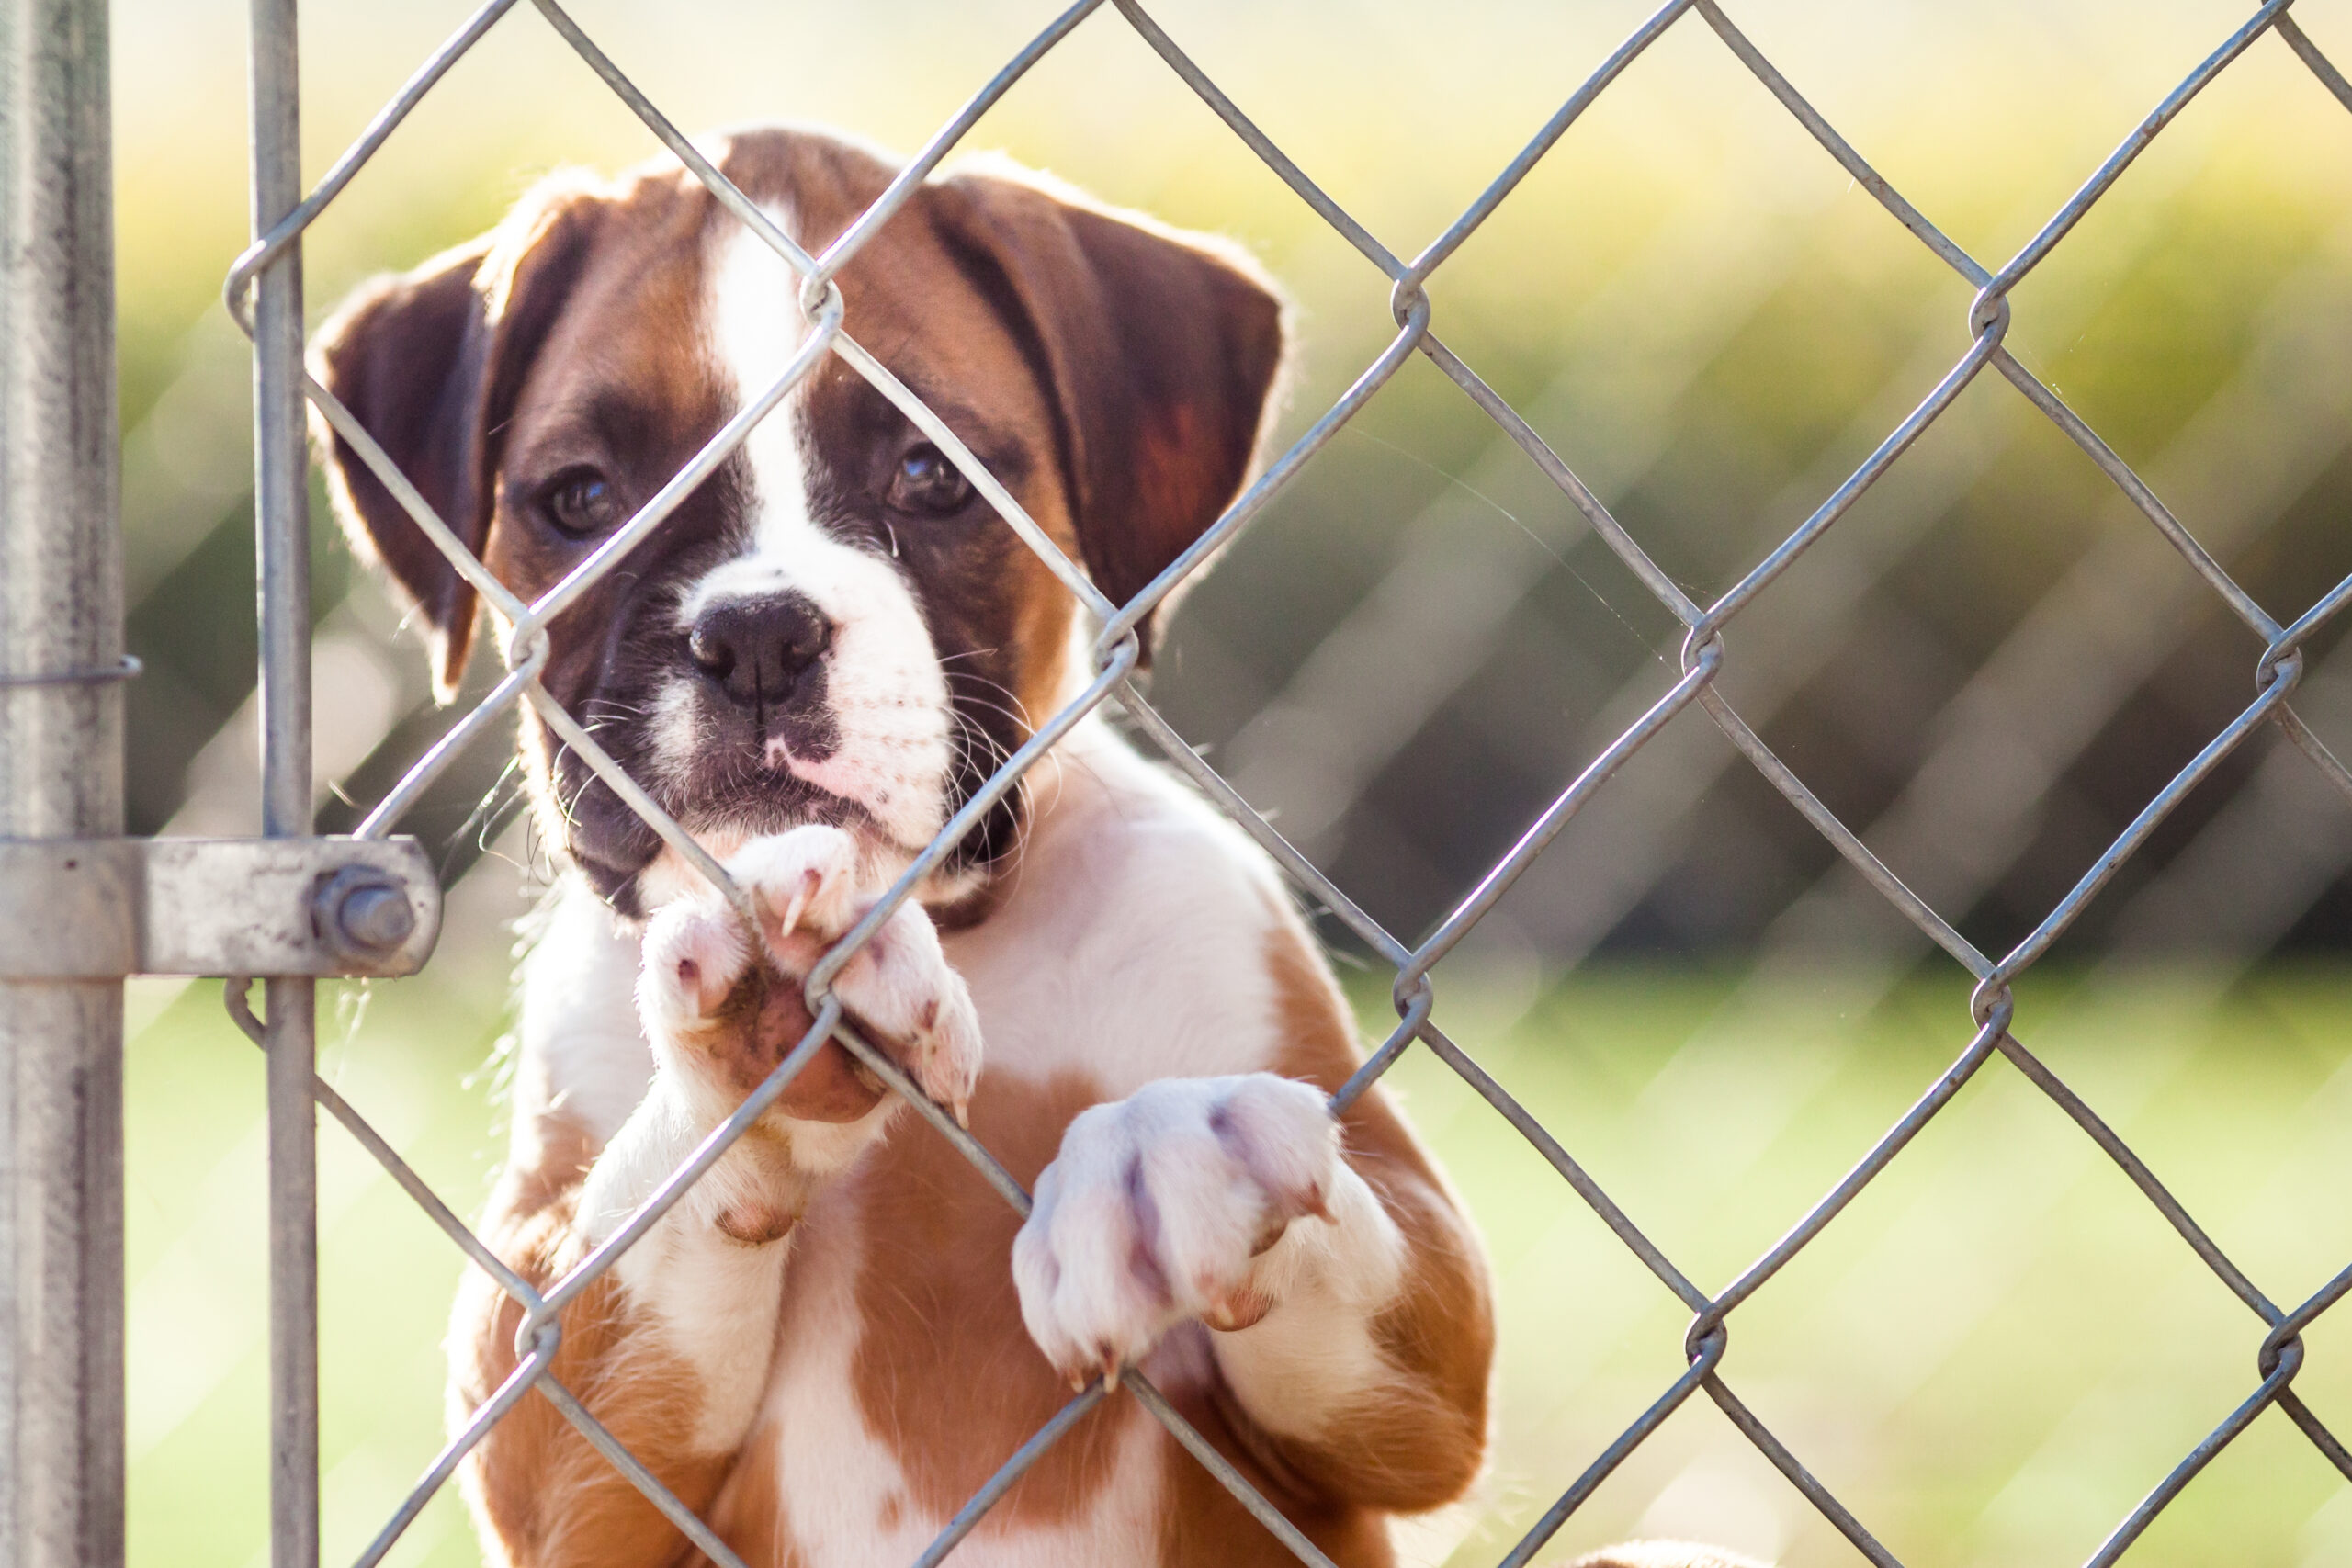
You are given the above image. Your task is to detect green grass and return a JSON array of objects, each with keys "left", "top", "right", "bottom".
[{"left": 126, "top": 960, "right": 2352, "bottom": 1567}]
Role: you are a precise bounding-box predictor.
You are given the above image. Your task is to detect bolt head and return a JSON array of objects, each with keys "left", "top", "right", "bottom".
[
  {"left": 339, "top": 882, "right": 416, "bottom": 951},
  {"left": 313, "top": 865, "right": 417, "bottom": 963}
]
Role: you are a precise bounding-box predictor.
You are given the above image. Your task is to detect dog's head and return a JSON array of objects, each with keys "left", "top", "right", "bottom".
[{"left": 311, "top": 128, "right": 1286, "bottom": 918}]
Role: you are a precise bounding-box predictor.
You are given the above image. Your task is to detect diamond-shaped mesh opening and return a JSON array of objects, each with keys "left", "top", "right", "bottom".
[{"left": 209, "top": 2, "right": 2352, "bottom": 1564}]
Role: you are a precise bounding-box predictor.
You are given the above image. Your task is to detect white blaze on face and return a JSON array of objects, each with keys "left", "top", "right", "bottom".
[{"left": 662, "top": 209, "right": 953, "bottom": 852}]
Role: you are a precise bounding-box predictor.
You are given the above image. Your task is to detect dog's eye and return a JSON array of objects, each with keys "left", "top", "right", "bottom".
[
  {"left": 888, "top": 444, "right": 973, "bottom": 516},
  {"left": 540, "top": 468, "right": 624, "bottom": 538}
]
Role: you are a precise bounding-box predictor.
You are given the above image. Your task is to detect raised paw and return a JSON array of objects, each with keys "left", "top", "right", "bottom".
[
  {"left": 636, "top": 870, "right": 877, "bottom": 1130},
  {"left": 1012, "top": 1074, "right": 1339, "bottom": 1386},
  {"left": 634, "top": 823, "right": 865, "bottom": 1046},
  {"left": 730, "top": 824, "right": 865, "bottom": 946},
  {"left": 793, "top": 897, "right": 983, "bottom": 1128},
  {"left": 636, "top": 825, "right": 981, "bottom": 1136}
]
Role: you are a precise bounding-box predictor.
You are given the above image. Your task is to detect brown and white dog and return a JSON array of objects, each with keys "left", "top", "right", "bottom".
[{"left": 312, "top": 127, "right": 1725, "bottom": 1568}]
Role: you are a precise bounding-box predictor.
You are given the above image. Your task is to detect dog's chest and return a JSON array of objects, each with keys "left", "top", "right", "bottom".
[
  {"left": 705, "top": 839, "right": 1295, "bottom": 1563},
  {"left": 720, "top": 1117, "right": 1174, "bottom": 1564},
  {"left": 522, "top": 743, "right": 1308, "bottom": 1561}
]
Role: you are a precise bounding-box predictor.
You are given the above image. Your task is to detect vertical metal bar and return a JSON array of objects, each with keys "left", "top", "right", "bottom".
[
  {"left": 0, "top": 0, "right": 127, "bottom": 1563},
  {"left": 247, "top": 0, "right": 317, "bottom": 1564}
]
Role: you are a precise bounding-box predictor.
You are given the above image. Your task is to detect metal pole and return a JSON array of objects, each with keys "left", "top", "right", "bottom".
[
  {"left": 0, "top": 0, "right": 127, "bottom": 1563},
  {"left": 248, "top": 1, "right": 317, "bottom": 1563}
]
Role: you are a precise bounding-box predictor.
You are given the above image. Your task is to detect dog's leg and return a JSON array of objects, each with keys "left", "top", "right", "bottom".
[
  {"left": 451, "top": 825, "right": 980, "bottom": 1568},
  {"left": 1011, "top": 919, "right": 1493, "bottom": 1515}
]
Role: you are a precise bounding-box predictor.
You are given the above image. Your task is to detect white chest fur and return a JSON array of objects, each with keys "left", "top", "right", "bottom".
[
  {"left": 739, "top": 1191, "right": 1170, "bottom": 1565},
  {"left": 508, "top": 722, "right": 1307, "bottom": 1562},
  {"left": 514, "top": 723, "right": 1295, "bottom": 1136}
]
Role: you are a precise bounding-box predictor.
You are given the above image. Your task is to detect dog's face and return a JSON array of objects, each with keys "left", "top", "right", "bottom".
[{"left": 311, "top": 130, "right": 1285, "bottom": 917}]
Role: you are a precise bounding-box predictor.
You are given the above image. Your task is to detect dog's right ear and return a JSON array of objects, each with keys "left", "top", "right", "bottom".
[{"left": 309, "top": 175, "right": 604, "bottom": 700}]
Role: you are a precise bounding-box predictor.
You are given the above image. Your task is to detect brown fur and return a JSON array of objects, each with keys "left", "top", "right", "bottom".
[
  {"left": 452, "top": 909, "right": 1496, "bottom": 1567},
  {"left": 1259, "top": 917, "right": 1496, "bottom": 1511},
  {"left": 705, "top": 976, "right": 1492, "bottom": 1565},
  {"left": 332, "top": 127, "right": 1493, "bottom": 1568},
  {"left": 842, "top": 1071, "right": 1140, "bottom": 1529},
  {"left": 453, "top": 1147, "right": 738, "bottom": 1568}
]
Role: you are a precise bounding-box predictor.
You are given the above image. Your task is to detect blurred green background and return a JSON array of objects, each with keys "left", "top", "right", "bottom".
[{"left": 107, "top": 0, "right": 2352, "bottom": 1564}]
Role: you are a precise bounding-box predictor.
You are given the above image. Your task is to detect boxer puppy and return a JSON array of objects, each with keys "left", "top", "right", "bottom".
[{"left": 314, "top": 123, "right": 1713, "bottom": 1568}]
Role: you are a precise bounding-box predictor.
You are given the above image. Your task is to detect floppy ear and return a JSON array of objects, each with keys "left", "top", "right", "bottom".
[
  {"left": 931, "top": 164, "right": 1288, "bottom": 661},
  {"left": 309, "top": 176, "right": 604, "bottom": 700}
]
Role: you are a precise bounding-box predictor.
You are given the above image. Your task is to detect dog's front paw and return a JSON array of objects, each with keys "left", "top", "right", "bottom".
[
  {"left": 637, "top": 825, "right": 981, "bottom": 1136},
  {"left": 1012, "top": 1074, "right": 1339, "bottom": 1386},
  {"left": 758, "top": 865, "right": 983, "bottom": 1130}
]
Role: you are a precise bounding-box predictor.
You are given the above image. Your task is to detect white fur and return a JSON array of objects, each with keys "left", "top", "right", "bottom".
[
  {"left": 509, "top": 720, "right": 1425, "bottom": 1562},
  {"left": 1199, "top": 1142, "right": 1408, "bottom": 1443},
  {"left": 576, "top": 1071, "right": 796, "bottom": 1452},
  {"left": 638, "top": 211, "right": 954, "bottom": 854},
  {"left": 554, "top": 822, "right": 982, "bottom": 1461},
  {"left": 635, "top": 825, "right": 982, "bottom": 1135},
  {"left": 954, "top": 731, "right": 1428, "bottom": 1440},
  {"left": 515, "top": 883, "right": 650, "bottom": 1146},
  {"left": 944, "top": 730, "right": 1306, "bottom": 1096},
  {"left": 731, "top": 1196, "right": 1170, "bottom": 1565},
  {"left": 643, "top": 680, "right": 706, "bottom": 796},
  {"left": 1012, "top": 1072, "right": 1351, "bottom": 1374}
]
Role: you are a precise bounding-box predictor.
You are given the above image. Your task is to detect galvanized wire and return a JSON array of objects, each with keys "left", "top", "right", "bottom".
[{"left": 223, "top": 2, "right": 2352, "bottom": 1564}]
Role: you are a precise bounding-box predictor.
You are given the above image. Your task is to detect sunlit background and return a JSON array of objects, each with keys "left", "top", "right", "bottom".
[{"left": 110, "top": 1, "right": 2352, "bottom": 1564}]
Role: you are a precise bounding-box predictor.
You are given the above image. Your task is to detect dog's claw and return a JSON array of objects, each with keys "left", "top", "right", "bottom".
[
  {"left": 724, "top": 831, "right": 981, "bottom": 1141},
  {"left": 949, "top": 1094, "right": 971, "bottom": 1131},
  {"left": 1012, "top": 1075, "right": 1339, "bottom": 1384}
]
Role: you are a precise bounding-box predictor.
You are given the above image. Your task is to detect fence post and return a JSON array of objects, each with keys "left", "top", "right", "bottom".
[
  {"left": 0, "top": 0, "right": 127, "bottom": 1564},
  {"left": 245, "top": 0, "right": 320, "bottom": 1564}
]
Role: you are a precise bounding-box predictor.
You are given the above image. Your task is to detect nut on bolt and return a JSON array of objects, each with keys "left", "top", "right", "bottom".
[{"left": 313, "top": 863, "right": 417, "bottom": 964}]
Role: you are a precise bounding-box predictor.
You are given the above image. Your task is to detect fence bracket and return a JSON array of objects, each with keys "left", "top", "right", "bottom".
[{"left": 0, "top": 836, "right": 441, "bottom": 979}]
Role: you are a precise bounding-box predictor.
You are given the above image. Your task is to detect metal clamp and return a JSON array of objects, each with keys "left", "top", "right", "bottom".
[{"left": 0, "top": 835, "right": 441, "bottom": 979}]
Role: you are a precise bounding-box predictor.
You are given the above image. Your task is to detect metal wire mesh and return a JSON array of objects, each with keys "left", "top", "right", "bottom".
[{"left": 218, "top": 2, "right": 2352, "bottom": 1564}]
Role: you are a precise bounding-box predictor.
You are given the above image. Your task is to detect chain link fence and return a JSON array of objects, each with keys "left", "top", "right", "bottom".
[{"left": 195, "top": 1, "right": 2352, "bottom": 1564}]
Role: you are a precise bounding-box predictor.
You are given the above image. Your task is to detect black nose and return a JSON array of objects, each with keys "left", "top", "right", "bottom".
[{"left": 688, "top": 593, "right": 831, "bottom": 707}]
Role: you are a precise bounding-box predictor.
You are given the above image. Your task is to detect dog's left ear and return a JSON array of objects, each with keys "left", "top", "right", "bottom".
[
  {"left": 308, "top": 173, "right": 606, "bottom": 701},
  {"left": 931, "top": 164, "right": 1288, "bottom": 661}
]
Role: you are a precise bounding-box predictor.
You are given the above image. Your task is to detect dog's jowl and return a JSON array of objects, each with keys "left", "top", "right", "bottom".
[{"left": 313, "top": 128, "right": 1501, "bottom": 1568}]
